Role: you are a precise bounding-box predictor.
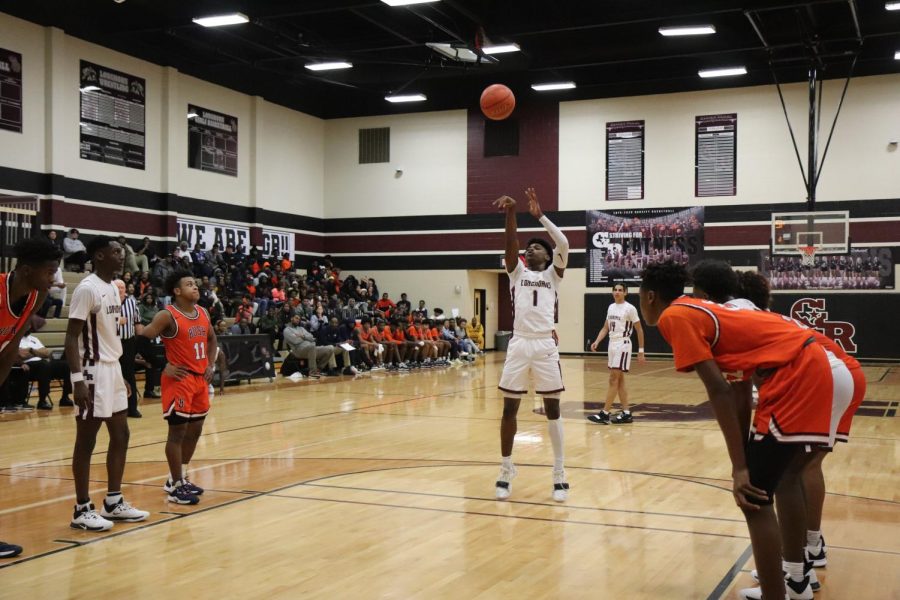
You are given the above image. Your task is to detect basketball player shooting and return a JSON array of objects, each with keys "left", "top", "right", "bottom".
[
  {"left": 492, "top": 187, "right": 570, "bottom": 502},
  {"left": 141, "top": 270, "right": 217, "bottom": 506}
]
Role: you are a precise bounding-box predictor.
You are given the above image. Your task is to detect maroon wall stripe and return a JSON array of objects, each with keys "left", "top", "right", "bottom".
[{"left": 467, "top": 102, "right": 559, "bottom": 215}]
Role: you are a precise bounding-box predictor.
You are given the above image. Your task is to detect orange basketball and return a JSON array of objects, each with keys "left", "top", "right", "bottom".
[{"left": 480, "top": 84, "right": 515, "bottom": 120}]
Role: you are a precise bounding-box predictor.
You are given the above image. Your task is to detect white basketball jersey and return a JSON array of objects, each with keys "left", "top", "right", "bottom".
[
  {"left": 606, "top": 301, "right": 639, "bottom": 343},
  {"left": 509, "top": 260, "right": 559, "bottom": 335},
  {"left": 69, "top": 274, "right": 123, "bottom": 363},
  {"left": 724, "top": 298, "right": 759, "bottom": 311}
]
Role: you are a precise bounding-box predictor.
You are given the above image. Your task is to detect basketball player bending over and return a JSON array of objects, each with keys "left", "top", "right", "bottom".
[
  {"left": 141, "top": 270, "right": 217, "bottom": 505},
  {"left": 0, "top": 238, "right": 59, "bottom": 558},
  {"left": 67, "top": 236, "right": 149, "bottom": 531},
  {"left": 588, "top": 283, "right": 645, "bottom": 424},
  {"left": 493, "top": 187, "right": 569, "bottom": 502},
  {"left": 640, "top": 262, "right": 852, "bottom": 600}
]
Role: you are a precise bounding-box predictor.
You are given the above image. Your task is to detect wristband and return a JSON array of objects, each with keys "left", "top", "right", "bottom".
[
  {"left": 70, "top": 371, "right": 84, "bottom": 383},
  {"left": 639, "top": 348, "right": 645, "bottom": 353}
]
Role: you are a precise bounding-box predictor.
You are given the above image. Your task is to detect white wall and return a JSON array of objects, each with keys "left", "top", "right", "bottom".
[
  {"left": 0, "top": 13, "right": 45, "bottom": 174},
  {"left": 323, "top": 111, "right": 468, "bottom": 218},
  {"left": 559, "top": 74, "right": 900, "bottom": 211},
  {"left": 0, "top": 13, "right": 326, "bottom": 219}
]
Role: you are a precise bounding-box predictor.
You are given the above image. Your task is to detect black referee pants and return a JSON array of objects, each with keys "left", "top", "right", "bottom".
[{"left": 120, "top": 336, "right": 139, "bottom": 411}]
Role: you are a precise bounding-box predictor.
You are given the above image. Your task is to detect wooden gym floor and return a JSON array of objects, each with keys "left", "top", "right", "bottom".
[{"left": 0, "top": 354, "right": 897, "bottom": 599}]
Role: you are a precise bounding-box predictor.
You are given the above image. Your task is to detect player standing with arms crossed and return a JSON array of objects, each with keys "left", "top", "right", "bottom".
[
  {"left": 67, "top": 236, "right": 149, "bottom": 531},
  {"left": 493, "top": 188, "right": 570, "bottom": 502},
  {"left": 141, "top": 270, "right": 217, "bottom": 505},
  {"left": 587, "top": 283, "right": 645, "bottom": 424}
]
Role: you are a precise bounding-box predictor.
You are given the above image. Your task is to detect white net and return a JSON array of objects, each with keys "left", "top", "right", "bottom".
[{"left": 799, "top": 246, "right": 817, "bottom": 267}]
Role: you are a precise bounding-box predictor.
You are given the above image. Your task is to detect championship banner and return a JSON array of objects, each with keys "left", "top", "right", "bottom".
[
  {"left": 586, "top": 207, "right": 704, "bottom": 287},
  {"left": 261, "top": 229, "right": 294, "bottom": 258},
  {"left": 760, "top": 248, "right": 894, "bottom": 290},
  {"left": 177, "top": 217, "right": 248, "bottom": 252}
]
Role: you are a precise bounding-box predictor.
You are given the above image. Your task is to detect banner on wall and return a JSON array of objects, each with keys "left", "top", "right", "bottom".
[
  {"left": 584, "top": 292, "right": 899, "bottom": 360},
  {"left": 586, "top": 207, "right": 704, "bottom": 287},
  {"left": 177, "top": 217, "right": 248, "bottom": 252},
  {"left": 0, "top": 48, "right": 23, "bottom": 133},
  {"left": 760, "top": 248, "right": 893, "bottom": 290},
  {"left": 188, "top": 104, "right": 238, "bottom": 177},
  {"left": 79, "top": 60, "right": 146, "bottom": 170},
  {"left": 261, "top": 229, "right": 294, "bottom": 258}
]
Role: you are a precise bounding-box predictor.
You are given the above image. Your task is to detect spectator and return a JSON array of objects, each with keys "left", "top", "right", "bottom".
[
  {"left": 375, "top": 292, "right": 395, "bottom": 316},
  {"left": 234, "top": 295, "right": 255, "bottom": 332},
  {"left": 38, "top": 265, "right": 66, "bottom": 319},
  {"left": 280, "top": 252, "right": 292, "bottom": 273},
  {"left": 152, "top": 255, "right": 175, "bottom": 299},
  {"left": 271, "top": 281, "right": 287, "bottom": 306},
  {"left": 62, "top": 228, "right": 89, "bottom": 272},
  {"left": 18, "top": 319, "right": 70, "bottom": 410},
  {"left": 137, "top": 271, "right": 152, "bottom": 297},
  {"left": 417, "top": 300, "right": 428, "bottom": 318},
  {"left": 309, "top": 304, "right": 327, "bottom": 333},
  {"left": 118, "top": 236, "right": 142, "bottom": 276},
  {"left": 455, "top": 318, "right": 479, "bottom": 359},
  {"left": 441, "top": 319, "right": 463, "bottom": 359},
  {"left": 283, "top": 314, "right": 336, "bottom": 378},
  {"left": 138, "top": 293, "right": 159, "bottom": 325},
  {"left": 173, "top": 240, "right": 192, "bottom": 266},
  {"left": 340, "top": 298, "right": 362, "bottom": 322},
  {"left": 257, "top": 306, "right": 279, "bottom": 346},
  {"left": 396, "top": 293, "right": 411, "bottom": 315},
  {"left": 318, "top": 316, "right": 356, "bottom": 374},
  {"left": 46, "top": 229, "right": 63, "bottom": 252},
  {"left": 466, "top": 316, "right": 485, "bottom": 350},
  {"left": 134, "top": 236, "right": 153, "bottom": 272}
]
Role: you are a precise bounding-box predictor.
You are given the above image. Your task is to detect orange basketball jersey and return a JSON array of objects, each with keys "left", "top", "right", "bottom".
[
  {"left": 0, "top": 273, "right": 38, "bottom": 350},
  {"left": 658, "top": 297, "right": 815, "bottom": 376},
  {"left": 161, "top": 305, "right": 211, "bottom": 372}
]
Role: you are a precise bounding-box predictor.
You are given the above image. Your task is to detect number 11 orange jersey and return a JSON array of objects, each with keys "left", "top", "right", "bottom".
[{"left": 161, "top": 305, "right": 211, "bottom": 372}]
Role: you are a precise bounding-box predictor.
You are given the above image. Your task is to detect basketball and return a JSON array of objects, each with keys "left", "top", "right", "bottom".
[{"left": 480, "top": 84, "right": 515, "bottom": 120}]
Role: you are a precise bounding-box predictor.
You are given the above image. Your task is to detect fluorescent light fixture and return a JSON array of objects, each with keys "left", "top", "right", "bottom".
[
  {"left": 385, "top": 93, "right": 426, "bottom": 103},
  {"left": 192, "top": 13, "right": 249, "bottom": 27},
  {"left": 531, "top": 81, "right": 576, "bottom": 91},
  {"left": 305, "top": 61, "right": 353, "bottom": 71},
  {"left": 895, "top": 51, "right": 900, "bottom": 60},
  {"left": 482, "top": 43, "right": 520, "bottom": 54},
  {"left": 659, "top": 25, "right": 716, "bottom": 36},
  {"left": 698, "top": 66, "right": 747, "bottom": 78},
  {"left": 79, "top": 85, "right": 101, "bottom": 93},
  {"left": 381, "top": 0, "right": 440, "bottom": 6},
  {"left": 886, "top": 2, "right": 900, "bottom": 10}
]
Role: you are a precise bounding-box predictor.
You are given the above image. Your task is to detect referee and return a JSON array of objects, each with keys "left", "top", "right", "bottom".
[{"left": 115, "top": 279, "right": 143, "bottom": 418}]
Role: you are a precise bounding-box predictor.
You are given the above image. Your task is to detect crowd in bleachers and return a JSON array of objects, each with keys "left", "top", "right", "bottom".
[
  {"left": 1, "top": 231, "right": 487, "bottom": 412},
  {"left": 762, "top": 252, "right": 885, "bottom": 289}
]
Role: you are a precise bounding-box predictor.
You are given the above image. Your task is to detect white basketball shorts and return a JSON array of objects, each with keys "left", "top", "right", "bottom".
[
  {"left": 498, "top": 335, "right": 564, "bottom": 396},
  {"left": 607, "top": 339, "right": 632, "bottom": 372},
  {"left": 76, "top": 361, "right": 128, "bottom": 420}
]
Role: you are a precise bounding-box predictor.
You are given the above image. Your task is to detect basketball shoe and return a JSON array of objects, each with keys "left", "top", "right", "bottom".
[
  {"left": 164, "top": 477, "right": 204, "bottom": 495},
  {"left": 167, "top": 482, "right": 200, "bottom": 505},
  {"left": 70, "top": 504, "right": 114, "bottom": 531},
  {"left": 587, "top": 410, "right": 610, "bottom": 424},
  {"left": 495, "top": 463, "right": 517, "bottom": 500},
  {"left": 100, "top": 497, "right": 149, "bottom": 522},
  {"left": 741, "top": 574, "right": 813, "bottom": 600},
  {"left": 806, "top": 534, "right": 827, "bottom": 568},
  {"left": 552, "top": 468, "right": 569, "bottom": 502},
  {"left": 751, "top": 562, "right": 820, "bottom": 592},
  {"left": 0, "top": 541, "right": 23, "bottom": 558}
]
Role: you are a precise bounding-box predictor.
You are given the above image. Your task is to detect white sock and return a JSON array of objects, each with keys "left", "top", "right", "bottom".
[
  {"left": 806, "top": 530, "right": 822, "bottom": 551},
  {"left": 182, "top": 464, "right": 190, "bottom": 479},
  {"left": 783, "top": 560, "right": 804, "bottom": 582},
  {"left": 77, "top": 501, "right": 92, "bottom": 511},
  {"left": 501, "top": 456, "right": 513, "bottom": 469},
  {"left": 105, "top": 491, "right": 122, "bottom": 505},
  {"left": 548, "top": 419, "right": 564, "bottom": 470}
]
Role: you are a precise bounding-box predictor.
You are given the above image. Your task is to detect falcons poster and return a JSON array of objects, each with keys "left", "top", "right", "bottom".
[{"left": 586, "top": 207, "right": 705, "bottom": 287}]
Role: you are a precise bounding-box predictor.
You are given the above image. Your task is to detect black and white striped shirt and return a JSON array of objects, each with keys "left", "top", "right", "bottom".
[{"left": 118, "top": 295, "right": 141, "bottom": 340}]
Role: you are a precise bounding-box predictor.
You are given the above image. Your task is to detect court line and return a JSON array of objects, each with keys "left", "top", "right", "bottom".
[
  {"left": 706, "top": 544, "right": 753, "bottom": 600},
  {"left": 264, "top": 492, "right": 750, "bottom": 541}
]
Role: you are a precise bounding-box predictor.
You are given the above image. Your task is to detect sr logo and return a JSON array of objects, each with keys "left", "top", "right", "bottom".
[{"left": 790, "top": 297, "right": 857, "bottom": 353}]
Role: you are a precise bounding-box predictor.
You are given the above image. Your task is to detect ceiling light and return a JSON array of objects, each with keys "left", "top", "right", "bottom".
[
  {"left": 698, "top": 66, "right": 747, "bottom": 78},
  {"left": 192, "top": 13, "right": 249, "bottom": 27},
  {"left": 381, "top": 0, "right": 440, "bottom": 6},
  {"left": 886, "top": 2, "right": 900, "bottom": 10},
  {"left": 531, "top": 82, "right": 576, "bottom": 91},
  {"left": 659, "top": 25, "right": 716, "bottom": 36},
  {"left": 895, "top": 51, "right": 900, "bottom": 60},
  {"left": 305, "top": 61, "right": 353, "bottom": 71},
  {"left": 482, "top": 43, "right": 520, "bottom": 54},
  {"left": 385, "top": 93, "right": 426, "bottom": 103}
]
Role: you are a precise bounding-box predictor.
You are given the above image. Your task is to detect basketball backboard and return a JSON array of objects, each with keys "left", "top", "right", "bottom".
[{"left": 771, "top": 210, "right": 849, "bottom": 255}]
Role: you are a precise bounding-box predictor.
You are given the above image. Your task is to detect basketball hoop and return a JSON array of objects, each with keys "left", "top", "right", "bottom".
[{"left": 799, "top": 245, "right": 818, "bottom": 267}]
